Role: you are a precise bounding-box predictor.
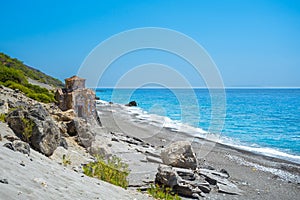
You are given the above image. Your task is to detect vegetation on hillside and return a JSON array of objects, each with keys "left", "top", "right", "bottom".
[
  {"left": 0, "top": 52, "right": 64, "bottom": 87},
  {"left": 146, "top": 184, "right": 182, "bottom": 200},
  {"left": 0, "top": 66, "right": 55, "bottom": 103},
  {"left": 83, "top": 155, "right": 129, "bottom": 189},
  {"left": 0, "top": 52, "right": 64, "bottom": 103}
]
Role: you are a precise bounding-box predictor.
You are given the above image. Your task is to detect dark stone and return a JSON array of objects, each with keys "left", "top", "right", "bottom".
[
  {"left": 3, "top": 143, "right": 14, "bottom": 151},
  {"left": 220, "top": 169, "right": 230, "bottom": 177},
  {"left": 125, "top": 101, "right": 137, "bottom": 107},
  {"left": 0, "top": 179, "right": 8, "bottom": 184},
  {"left": 60, "top": 137, "right": 68, "bottom": 149},
  {"left": 66, "top": 120, "right": 77, "bottom": 136}
]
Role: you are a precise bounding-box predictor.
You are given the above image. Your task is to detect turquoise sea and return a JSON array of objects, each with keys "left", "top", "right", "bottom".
[{"left": 96, "top": 88, "right": 300, "bottom": 163}]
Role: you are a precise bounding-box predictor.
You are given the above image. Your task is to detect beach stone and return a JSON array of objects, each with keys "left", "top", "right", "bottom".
[
  {"left": 161, "top": 141, "right": 198, "bottom": 170},
  {"left": 12, "top": 140, "right": 30, "bottom": 155},
  {"left": 125, "top": 101, "right": 137, "bottom": 107},
  {"left": 155, "top": 164, "right": 179, "bottom": 187},
  {"left": 155, "top": 164, "right": 212, "bottom": 198}
]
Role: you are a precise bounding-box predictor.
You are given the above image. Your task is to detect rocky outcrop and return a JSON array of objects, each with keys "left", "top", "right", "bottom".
[
  {"left": 6, "top": 104, "right": 61, "bottom": 156},
  {"left": 161, "top": 141, "right": 198, "bottom": 170},
  {"left": 4, "top": 140, "right": 30, "bottom": 155},
  {"left": 125, "top": 101, "right": 137, "bottom": 107},
  {"left": 155, "top": 164, "right": 243, "bottom": 198}
]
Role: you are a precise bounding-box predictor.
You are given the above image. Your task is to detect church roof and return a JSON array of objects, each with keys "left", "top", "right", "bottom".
[{"left": 65, "top": 75, "right": 85, "bottom": 81}]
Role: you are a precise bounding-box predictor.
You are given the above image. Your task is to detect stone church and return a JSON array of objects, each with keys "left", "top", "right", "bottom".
[{"left": 55, "top": 76, "right": 97, "bottom": 120}]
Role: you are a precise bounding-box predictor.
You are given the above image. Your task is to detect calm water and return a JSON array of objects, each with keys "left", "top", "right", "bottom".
[{"left": 96, "top": 88, "right": 300, "bottom": 162}]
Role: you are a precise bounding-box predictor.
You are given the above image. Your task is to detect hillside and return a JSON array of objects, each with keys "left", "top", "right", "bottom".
[
  {"left": 0, "top": 53, "right": 64, "bottom": 103},
  {"left": 0, "top": 52, "right": 64, "bottom": 88}
]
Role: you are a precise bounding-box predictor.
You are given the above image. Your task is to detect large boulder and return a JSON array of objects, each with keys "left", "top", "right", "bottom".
[
  {"left": 67, "top": 117, "right": 95, "bottom": 148},
  {"left": 6, "top": 104, "right": 61, "bottom": 156},
  {"left": 161, "top": 141, "right": 198, "bottom": 170}
]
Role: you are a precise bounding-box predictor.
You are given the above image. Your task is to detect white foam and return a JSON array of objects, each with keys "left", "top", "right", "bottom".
[{"left": 226, "top": 154, "right": 300, "bottom": 183}]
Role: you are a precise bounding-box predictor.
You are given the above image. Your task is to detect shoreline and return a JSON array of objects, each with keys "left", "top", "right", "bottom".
[
  {"left": 97, "top": 100, "right": 300, "bottom": 199},
  {"left": 96, "top": 99, "right": 300, "bottom": 166}
]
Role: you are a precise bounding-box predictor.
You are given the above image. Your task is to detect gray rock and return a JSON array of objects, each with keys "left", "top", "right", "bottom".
[
  {"left": 155, "top": 164, "right": 241, "bottom": 198},
  {"left": 217, "top": 182, "right": 243, "bottom": 195},
  {"left": 30, "top": 118, "right": 61, "bottom": 156},
  {"left": 6, "top": 108, "right": 28, "bottom": 140},
  {"left": 89, "top": 139, "right": 111, "bottom": 158},
  {"left": 6, "top": 104, "right": 61, "bottom": 156},
  {"left": 12, "top": 140, "right": 30, "bottom": 155},
  {"left": 3, "top": 141, "right": 30, "bottom": 155},
  {"left": 155, "top": 164, "right": 179, "bottom": 188},
  {"left": 161, "top": 141, "right": 198, "bottom": 170},
  {"left": 29, "top": 104, "right": 49, "bottom": 120},
  {"left": 72, "top": 117, "right": 95, "bottom": 148}
]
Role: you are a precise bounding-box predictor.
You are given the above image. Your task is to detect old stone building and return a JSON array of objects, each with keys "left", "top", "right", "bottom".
[{"left": 55, "top": 76, "right": 97, "bottom": 120}]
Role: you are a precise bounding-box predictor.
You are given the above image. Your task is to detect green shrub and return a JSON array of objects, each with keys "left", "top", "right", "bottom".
[
  {"left": 0, "top": 113, "right": 6, "bottom": 122},
  {"left": 62, "top": 154, "right": 72, "bottom": 166},
  {"left": 0, "top": 65, "right": 28, "bottom": 84},
  {"left": 0, "top": 52, "right": 64, "bottom": 87},
  {"left": 147, "top": 184, "right": 182, "bottom": 200},
  {"left": 21, "top": 117, "right": 34, "bottom": 142},
  {"left": 83, "top": 155, "right": 129, "bottom": 189}
]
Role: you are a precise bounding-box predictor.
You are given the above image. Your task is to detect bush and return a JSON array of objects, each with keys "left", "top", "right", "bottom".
[
  {"left": 0, "top": 113, "right": 6, "bottom": 122},
  {"left": 62, "top": 154, "right": 72, "bottom": 166},
  {"left": 83, "top": 155, "right": 129, "bottom": 189},
  {"left": 147, "top": 184, "right": 182, "bottom": 200},
  {"left": 0, "top": 65, "right": 28, "bottom": 85},
  {"left": 21, "top": 117, "right": 34, "bottom": 142}
]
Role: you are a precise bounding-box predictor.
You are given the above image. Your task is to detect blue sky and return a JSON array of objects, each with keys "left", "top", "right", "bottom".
[{"left": 1, "top": 0, "right": 300, "bottom": 87}]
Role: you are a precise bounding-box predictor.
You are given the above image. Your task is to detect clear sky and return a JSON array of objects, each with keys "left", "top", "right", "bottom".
[{"left": 1, "top": 0, "right": 300, "bottom": 87}]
